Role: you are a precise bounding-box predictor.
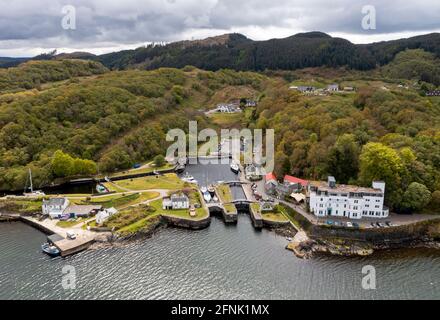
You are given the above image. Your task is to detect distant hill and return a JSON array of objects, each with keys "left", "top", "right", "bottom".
[
  {"left": 0, "top": 57, "right": 30, "bottom": 68},
  {"left": 382, "top": 49, "right": 440, "bottom": 85},
  {"left": 2, "top": 32, "right": 440, "bottom": 78},
  {"left": 87, "top": 32, "right": 440, "bottom": 74},
  {"left": 0, "top": 59, "right": 108, "bottom": 93}
]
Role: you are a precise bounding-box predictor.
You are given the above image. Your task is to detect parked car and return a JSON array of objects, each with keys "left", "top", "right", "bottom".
[
  {"left": 346, "top": 222, "right": 353, "bottom": 228},
  {"left": 326, "top": 220, "right": 334, "bottom": 226},
  {"left": 370, "top": 222, "right": 377, "bottom": 228},
  {"left": 352, "top": 222, "right": 360, "bottom": 229},
  {"left": 334, "top": 221, "right": 341, "bottom": 227},
  {"left": 66, "top": 231, "right": 76, "bottom": 240},
  {"left": 377, "top": 222, "right": 386, "bottom": 228},
  {"left": 385, "top": 221, "right": 394, "bottom": 227}
]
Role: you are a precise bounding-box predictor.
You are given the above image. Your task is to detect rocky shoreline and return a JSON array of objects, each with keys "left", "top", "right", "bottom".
[{"left": 286, "top": 237, "right": 440, "bottom": 259}]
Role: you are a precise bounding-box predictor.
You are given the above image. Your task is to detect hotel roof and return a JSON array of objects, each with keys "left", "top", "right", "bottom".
[{"left": 309, "top": 181, "right": 383, "bottom": 194}]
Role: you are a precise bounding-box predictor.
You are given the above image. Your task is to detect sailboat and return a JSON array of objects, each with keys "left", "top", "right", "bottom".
[{"left": 23, "top": 168, "right": 45, "bottom": 197}]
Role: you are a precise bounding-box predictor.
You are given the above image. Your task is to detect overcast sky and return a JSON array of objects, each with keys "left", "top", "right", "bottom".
[{"left": 1, "top": 0, "right": 439, "bottom": 57}]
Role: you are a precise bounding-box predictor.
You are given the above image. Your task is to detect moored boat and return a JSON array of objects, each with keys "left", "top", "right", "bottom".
[
  {"left": 230, "top": 162, "right": 240, "bottom": 174},
  {"left": 182, "top": 173, "right": 198, "bottom": 184},
  {"left": 23, "top": 168, "right": 45, "bottom": 197},
  {"left": 41, "top": 243, "right": 60, "bottom": 257},
  {"left": 203, "top": 191, "right": 212, "bottom": 203},
  {"left": 96, "top": 184, "right": 107, "bottom": 193}
]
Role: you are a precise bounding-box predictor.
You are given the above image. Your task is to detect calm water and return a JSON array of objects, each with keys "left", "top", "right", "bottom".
[
  {"left": 1, "top": 219, "right": 440, "bottom": 300},
  {"left": 1, "top": 162, "right": 440, "bottom": 300}
]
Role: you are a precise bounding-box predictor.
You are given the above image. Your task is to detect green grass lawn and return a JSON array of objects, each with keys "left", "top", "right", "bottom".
[
  {"left": 108, "top": 163, "right": 174, "bottom": 178},
  {"left": 104, "top": 205, "right": 157, "bottom": 231},
  {"left": 209, "top": 112, "right": 243, "bottom": 127},
  {"left": 216, "top": 184, "right": 236, "bottom": 214},
  {"left": 104, "top": 173, "right": 185, "bottom": 192},
  {"left": 262, "top": 212, "right": 289, "bottom": 223},
  {"left": 88, "top": 191, "right": 159, "bottom": 209},
  {"left": 56, "top": 218, "right": 84, "bottom": 228},
  {"left": 0, "top": 199, "right": 43, "bottom": 213},
  {"left": 216, "top": 184, "right": 233, "bottom": 203}
]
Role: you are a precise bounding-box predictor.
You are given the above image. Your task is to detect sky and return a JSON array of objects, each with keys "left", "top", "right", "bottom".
[{"left": 1, "top": 0, "right": 439, "bottom": 57}]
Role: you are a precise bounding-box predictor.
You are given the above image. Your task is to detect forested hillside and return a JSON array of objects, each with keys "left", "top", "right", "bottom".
[
  {"left": 0, "top": 62, "right": 263, "bottom": 190},
  {"left": 87, "top": 32, "right": 440, "bottom": 84},
  {"left": 258, "top": 76, "right": 440, "bottom": 213},
  {"left": 0, "top": 59, "right": 108, "bottom": 93},
  {"left": 0, "top": 56, "right": 439, "bottom": 213}
]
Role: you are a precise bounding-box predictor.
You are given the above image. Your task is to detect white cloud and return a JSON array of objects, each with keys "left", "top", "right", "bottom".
[{"left": 0, "top": 0, "right": 439, "bottom": 56}]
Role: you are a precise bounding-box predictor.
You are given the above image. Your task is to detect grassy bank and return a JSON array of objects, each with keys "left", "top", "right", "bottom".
[
  {"left": 104, "top": 173, "right": 184, "bottom": 192},
  {"left": 279, "top": 204, "right": 312, "bottom": 231}
]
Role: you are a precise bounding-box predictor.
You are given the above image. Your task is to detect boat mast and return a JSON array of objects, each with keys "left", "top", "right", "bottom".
[{"left": 29, "top": 168, "right": 33, "bottom": 193}]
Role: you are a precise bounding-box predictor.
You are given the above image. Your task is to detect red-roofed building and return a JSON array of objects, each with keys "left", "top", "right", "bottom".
[
  {"left": 265, "top": 173, "right": 278, "bottom": 195},
  {"left": 284, "top": 175, "right": 309, "bottom": 191},
  {"left": 265, "top": 173, "right": 277, "bottom": 182}
]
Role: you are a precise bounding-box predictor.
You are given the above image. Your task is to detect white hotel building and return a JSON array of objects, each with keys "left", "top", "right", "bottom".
[{"left": 308, "top": 177, "right": 389, "bottom": 220}]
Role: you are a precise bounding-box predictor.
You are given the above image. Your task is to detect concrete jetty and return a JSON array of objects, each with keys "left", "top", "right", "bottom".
[{"left": 21, "top": 216, "right": 96, "bottom": 257}]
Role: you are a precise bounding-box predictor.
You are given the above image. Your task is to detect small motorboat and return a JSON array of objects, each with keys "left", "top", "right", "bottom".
[
  {"left": 96, "top": 184, "right": 107, "bottom": 193},
  {"left": 213, "top": 196, "right": 219, "bottom": 203},
  {"left": 200, "top": 186, "right": 208, "bottom": 193},
  {"left": 41, "top": 243, "right": 60, "bottom": 257},
  {"left": 286, "top": 237, "right": 293, "bottom": 242},
  {"left": 203, "top": 191, "right": 212, "bottom": 203},
  {"left": 182, "top": 173, "right": 198, "bottom": 184},
  {"left": 251, "top": 183, "right": 258, "bottom": 190},
  {"left": 24, "top": 190, "right": 46, "bottom": 197},
  {"left": 230, "top": 162, "right": 240, "bottom": 174}
]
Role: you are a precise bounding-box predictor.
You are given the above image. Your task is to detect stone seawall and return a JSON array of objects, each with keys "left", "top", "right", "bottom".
[
  {"left": 161, "top": 215, "right": 211, "bottom": 230},
  {"left": 308, "top": 219, "right": 440, "bottom": 245},
  {"left": 262, "top": 219, "right": 290, "bottom": 228}
]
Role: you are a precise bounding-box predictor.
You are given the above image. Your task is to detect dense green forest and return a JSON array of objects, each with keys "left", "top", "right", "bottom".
[
  {"left": 0, "top": 59, "right": 107, "bottom": 93},
  {"left": 259, "top": 72, "right": 440, "bottom": 213},
  {"left": 89, "top": 32, "right": 440, "bottom": 85},
  {"left": 0, "top": 52, "right": 439, "bottom": 213},
  {"left": 0, "top": 60, "right": 262, "bottom": 191}
]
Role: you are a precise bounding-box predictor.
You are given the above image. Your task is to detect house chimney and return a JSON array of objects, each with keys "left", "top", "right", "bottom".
[
  {"left": 372, "top": 181, "right": 386, "bottom": 194},
  {"left": 328, "top": 176, "right": 336, "bottom": 188}
]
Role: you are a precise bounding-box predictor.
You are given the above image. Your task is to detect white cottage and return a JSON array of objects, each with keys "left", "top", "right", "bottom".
[
  {"left": 162, "top": 194, "right": 190, "bottom": 210},
  {"left": 42, "top": 198, "right": 70, "bottom": 219},
  {"left": 96, "top": 207, "right": 118, "bottom": 225}
]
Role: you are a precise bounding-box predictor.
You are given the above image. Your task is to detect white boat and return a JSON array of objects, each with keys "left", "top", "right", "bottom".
[
  {"left": 181, "top": 173, "right": 198, "bottom": 184},
  {"left": 230, "top": 162, "right": 240, "bottom": 174},
  {"left": 41, "top": 243, "right": 60, "bottom": 257},
  {"left": 203, "top": 191, "right": 212, "bottom": 203},
  {"left": 200, "top": 186, "right": 208, "bottom": 193},
  {"left": 23, "top": 168, "right": 45, "bottom": 197},
  {"left": 213, "top": 196, "right": 219, "bottom": 202}
]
